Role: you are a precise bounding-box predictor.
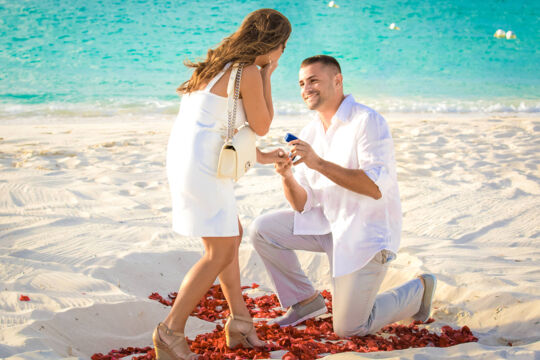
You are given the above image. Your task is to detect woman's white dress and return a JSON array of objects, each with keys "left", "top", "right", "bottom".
[{"left": 167, "top": 63, "right": 246, "bottom": 237}]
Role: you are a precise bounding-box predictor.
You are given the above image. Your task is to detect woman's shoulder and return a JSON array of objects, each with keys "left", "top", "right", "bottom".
[
  {"left": 239, "top": 64, "right": 261, "bottom": 91},
  {"left": 242, "top": 63, "right": 258, "bottom": 73},
  {"left": 241, "top": 64, "right": 259, "bottom": 80}
]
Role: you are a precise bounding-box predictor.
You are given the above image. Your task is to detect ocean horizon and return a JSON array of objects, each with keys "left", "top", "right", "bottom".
[{"left": 1, "top": 0, "right": 539, "bottom": 118}]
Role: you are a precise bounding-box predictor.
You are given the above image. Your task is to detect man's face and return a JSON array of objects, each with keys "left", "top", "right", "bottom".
[{"left": 298, "top": 62, "right": 339, "bottom": 110}]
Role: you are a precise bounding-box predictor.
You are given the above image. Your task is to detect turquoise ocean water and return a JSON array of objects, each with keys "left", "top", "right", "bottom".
[{"left": 1, "top": 0, "right": 539, "bottom": 118}]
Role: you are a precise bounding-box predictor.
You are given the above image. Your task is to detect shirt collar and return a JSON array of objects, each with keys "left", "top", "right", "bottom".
[
  {"left": 310, "top": 94, "right": 355, "bottom": 127},
  {"left": 334, "top": 94, "right": 355, "bottom": 123}
]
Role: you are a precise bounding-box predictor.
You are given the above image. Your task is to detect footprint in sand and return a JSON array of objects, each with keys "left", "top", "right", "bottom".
[
  {"left": 9, "top": 191, "right": 24, "bottom": 207},
  {"left": 447, "top": 214, "right": 471, "bottom": 225},
  {"left": 494, "top": 130, "right": 518, "bottom": 138},
  {"left": 67, "top": 190, "right": 93, "bottom": 201},
  {"left": 145, "top": 181, "right": 159, "bottom": 189},
  {"left": 95, "top": 176, "right": 113, "bottom": 184},
  {"left": 118, "top": 189, "right": 136, "bottom": 196},
  {"left": 134, "top": 203, "right": 150, "bottom": 210},
  {"left": 57, "top": 157, "right": 81, "bottom": 169}
]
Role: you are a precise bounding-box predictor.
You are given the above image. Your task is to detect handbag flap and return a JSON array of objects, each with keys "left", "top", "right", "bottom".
[{"left": 217, "top": 146, "right": 238, "bottom": 179}]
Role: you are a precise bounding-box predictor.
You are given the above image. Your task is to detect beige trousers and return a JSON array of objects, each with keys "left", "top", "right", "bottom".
[{"left": 250, "top": 209, "right": 424, "bottom": 337}]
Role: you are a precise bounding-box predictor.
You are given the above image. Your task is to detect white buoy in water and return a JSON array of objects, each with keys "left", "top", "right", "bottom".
[
  {"left": 506, "top": 30, "right": 516, "bottom": 39},
  {"left": 389, "top": 23, "right": 401, "bottom": 30},
  {"left": 494, "top": 29, "right": 506, "bottom": 38},
  {"left": 328, "top": 1, "right": 339, "bottom": 8}
]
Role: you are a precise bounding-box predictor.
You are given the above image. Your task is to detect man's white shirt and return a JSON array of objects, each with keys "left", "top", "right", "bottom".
[{"left": 293, "top": 95, "right": 402, "bottom": 278}]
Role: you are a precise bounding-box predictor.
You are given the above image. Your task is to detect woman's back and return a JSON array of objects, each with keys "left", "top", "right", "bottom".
[{"left": 166, "top": 63, "right": 246, "bottom": 237}]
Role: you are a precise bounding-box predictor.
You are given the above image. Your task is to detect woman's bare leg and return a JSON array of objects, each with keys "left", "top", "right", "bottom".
[
  {"left": 217, "top": 220, "right": 266, "bottom": 347},
  {"left": 163, "top": 235, "right": 238, "bottom": 332},
  {"left": 218, "top": 220, "right": 252, "bottom": 318}
]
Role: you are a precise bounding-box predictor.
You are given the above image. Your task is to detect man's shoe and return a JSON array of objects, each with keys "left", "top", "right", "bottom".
[
  {"left": 273, "top": 293, "right": 327, "bottom": 327},
  {"left": 413, "top": 274, "right": 437, "bottom": 323}
]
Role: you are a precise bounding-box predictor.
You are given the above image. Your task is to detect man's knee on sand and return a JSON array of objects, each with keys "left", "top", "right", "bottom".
[{"left": 333, "top": 318, "right": 373, "bottom": 338}]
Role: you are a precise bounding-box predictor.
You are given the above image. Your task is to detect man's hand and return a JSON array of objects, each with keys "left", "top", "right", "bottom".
[
  {"left": 288, "top": 140, "right": 383, "bottom": 200},
  {"left": 289, "top": 139, "right": 322, "bottom": 170}
]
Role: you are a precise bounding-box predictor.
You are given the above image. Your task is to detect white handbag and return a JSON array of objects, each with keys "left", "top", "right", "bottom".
[{"left": 216, "top": 64, "right": 257, "bottom": 181}]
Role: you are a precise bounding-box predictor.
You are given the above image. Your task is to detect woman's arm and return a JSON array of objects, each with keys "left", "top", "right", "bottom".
[
  {"left": 257, "top": 147, "right": 286, "bottom": 164},
  {"left": 240, "top": 63, "right": 277, "bottom": 136},
  {"left": 259, "top": 63, "right": 275, "bottom": 120}
]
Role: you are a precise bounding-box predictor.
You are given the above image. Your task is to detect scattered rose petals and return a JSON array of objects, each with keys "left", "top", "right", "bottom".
[
  {"left": 91, "top": 346, "right": 154, "bottom": 360},
  {"left": 96, "top": 285, "right": 478, "bottom": 359},
  {"left": 148, "top": 284, "right": 284, "bottom": 322},
  {"left": 19, "top": 295, "right": 30, "bottom": 301}
]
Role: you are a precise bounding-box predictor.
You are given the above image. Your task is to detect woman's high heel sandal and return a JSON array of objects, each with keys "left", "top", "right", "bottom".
[
  {"left": 152, "top": 322, "right": 198, "bottom": 360},
  {"left": 224, "top": 314, "right": 267, "bottom": 349}
]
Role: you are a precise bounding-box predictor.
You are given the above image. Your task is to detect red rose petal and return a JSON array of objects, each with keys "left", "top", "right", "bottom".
[{"left": 19, "top": 295, "right": 30, "bottom": 301}]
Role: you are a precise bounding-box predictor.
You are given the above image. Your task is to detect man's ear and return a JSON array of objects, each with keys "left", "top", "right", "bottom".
[{"left": 335, "top": 73, "right": 343, "bottom": 88}]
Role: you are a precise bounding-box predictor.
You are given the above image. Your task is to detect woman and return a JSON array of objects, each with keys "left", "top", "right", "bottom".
[{"left": 154, "top": 9, "right": 292, "bottom": 360}]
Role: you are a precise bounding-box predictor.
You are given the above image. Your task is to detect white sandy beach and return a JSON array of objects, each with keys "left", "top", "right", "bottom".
[{"left": 0, "top": 112, "right": 539, "bottom": 359}]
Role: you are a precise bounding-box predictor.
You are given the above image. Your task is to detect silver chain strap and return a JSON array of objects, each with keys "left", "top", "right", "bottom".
[{"left": 226, "top": 64, "right": 243, "bottom": 142}]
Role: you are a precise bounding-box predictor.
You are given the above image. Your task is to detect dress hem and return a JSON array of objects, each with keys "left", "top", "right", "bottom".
[{"left": 172, "top": 228, "right": 240, "bottom": 238}]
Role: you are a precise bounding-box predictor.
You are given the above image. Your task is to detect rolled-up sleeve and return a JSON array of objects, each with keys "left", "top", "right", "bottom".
[
  {"left": 357, "top": 112, "right": 394, "bottom": 197},
  {"left": 293, "top": 164, "right": 316, "bottom": 213}
]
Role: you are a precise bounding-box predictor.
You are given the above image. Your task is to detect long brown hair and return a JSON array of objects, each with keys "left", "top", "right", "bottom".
[{"left": 177, "top": 9, "right": 291, "bottom": 94}]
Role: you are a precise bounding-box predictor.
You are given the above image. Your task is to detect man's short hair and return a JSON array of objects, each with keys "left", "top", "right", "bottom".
[{"left": 301, "top": 55, "right": 341, "bottom": 74}]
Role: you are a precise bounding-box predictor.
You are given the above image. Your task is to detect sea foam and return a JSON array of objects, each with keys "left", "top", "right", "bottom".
[{"left": 2, "top": 98, "right": 539, "bottom": 124}]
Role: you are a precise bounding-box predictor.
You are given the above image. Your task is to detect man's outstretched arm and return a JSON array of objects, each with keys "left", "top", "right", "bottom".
[
  {"left": 275, "top": 159, "right": 308, "bottom": 212},
  {"left": 290, "top": 139, "right": 381, "bottom": 200}
]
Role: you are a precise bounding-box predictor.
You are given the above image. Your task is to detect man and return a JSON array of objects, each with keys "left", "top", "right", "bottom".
[{"left": 250, "top": 55, "right": 436, "bottom": 337}]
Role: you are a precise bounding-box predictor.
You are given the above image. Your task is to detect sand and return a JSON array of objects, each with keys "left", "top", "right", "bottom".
[{"left": 0, "top": 112, "right": 539, "bottom": 359}]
